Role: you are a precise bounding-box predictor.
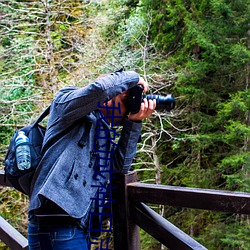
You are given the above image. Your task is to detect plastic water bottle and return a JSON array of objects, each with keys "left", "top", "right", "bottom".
[{"left": 15, "top": 131, "right": 31, "bottom": 170}]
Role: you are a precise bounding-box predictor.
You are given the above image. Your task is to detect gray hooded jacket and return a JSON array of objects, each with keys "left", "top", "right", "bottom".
[{"left": 29, "top": 71, "right": 142, "bottom": 227}]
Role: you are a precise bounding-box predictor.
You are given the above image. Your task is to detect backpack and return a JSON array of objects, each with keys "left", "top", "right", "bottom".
[{"left": 4, "top": 106, "right": 50, "bottom": 195}]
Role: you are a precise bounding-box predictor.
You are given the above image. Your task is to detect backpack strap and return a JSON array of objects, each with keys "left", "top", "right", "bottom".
[{"left": 34, "top": 105, "right": 51, "bottom": 126}]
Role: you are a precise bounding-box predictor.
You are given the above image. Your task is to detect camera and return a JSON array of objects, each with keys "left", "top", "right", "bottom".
[{"left": 127, "top": 85, "right": 175, "bottom": 114}]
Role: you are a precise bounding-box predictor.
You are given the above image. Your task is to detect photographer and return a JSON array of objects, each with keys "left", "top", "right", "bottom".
[{"left": 28, "top": 70, "right": 156, "bottom": 250}]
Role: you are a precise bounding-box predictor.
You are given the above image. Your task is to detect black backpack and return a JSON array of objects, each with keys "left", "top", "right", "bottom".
[{"left": 4, "top": 106, "right": 50, "bottom": 195}]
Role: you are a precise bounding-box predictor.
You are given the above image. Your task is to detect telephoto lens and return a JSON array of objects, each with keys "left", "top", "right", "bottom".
[{"left": 143, "top": 94, "right": 175, "bottom": 112}]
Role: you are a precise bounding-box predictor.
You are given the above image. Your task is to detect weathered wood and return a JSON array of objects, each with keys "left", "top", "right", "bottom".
[
  {"left": 127, "top": 183, "right": 250, "bottom": 214},
  {"left": 0, "top": 216, "right": 28, "bottom": 250},
  {"left": 1, "top": 169, "right": 250, "bottom": 250},
  {"left": 130, "top": 202, "right": 207, "bottom": 250},
  {"left": 0, "top": 170, "right": 12, "bottom": 187},
  {"left": 111, "top": 171, "right": 140, "bottom": 250}
]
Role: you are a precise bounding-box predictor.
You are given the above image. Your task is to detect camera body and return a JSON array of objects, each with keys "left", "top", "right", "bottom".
[{"left": 127, "top": 85, "right": 175, "bottom": 114}]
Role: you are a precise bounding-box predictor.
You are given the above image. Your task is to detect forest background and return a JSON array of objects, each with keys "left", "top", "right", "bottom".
[{"left": 0, "top": 0, "right": 249, "bottom": 249}]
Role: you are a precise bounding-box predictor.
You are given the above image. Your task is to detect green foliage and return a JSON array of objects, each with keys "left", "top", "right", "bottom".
[
  {"left": 0, "top": 1, "right": 97, "bottom": 249},
  {"left": 197, "top": 215, "right": 250, "bottom": 250},
  {"left": 0, "top": 188, "right": 29, "bottom": 238},
  {"left": 140, "top": 229, "right": 160, "bottom": 249},
  {"left": 134, "top": 0, "right": 250, "bottom": 248},
  {"left": 1, "top": 0, "right": 250, "bottom": 249}
]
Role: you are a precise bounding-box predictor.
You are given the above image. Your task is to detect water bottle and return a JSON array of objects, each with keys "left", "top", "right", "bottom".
[{"left": 15, "top": 131, "right": 31, "bottom": 170}]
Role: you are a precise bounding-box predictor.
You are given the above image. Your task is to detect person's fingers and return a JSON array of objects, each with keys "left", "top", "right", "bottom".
[
  {"left": 138, "top": 77, "right": 148, "bottom": 92},
  {"left": 128, "top": 99, "right": 156, "bottom": 121}
]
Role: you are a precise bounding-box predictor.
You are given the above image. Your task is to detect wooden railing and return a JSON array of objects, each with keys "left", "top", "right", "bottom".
[
  {"left": 1, "top": 170, "right": 250, "bottom": 250},
  {"left": 0, "top": 170, "right": 28, "bottom": 250},
  {"left": 111, "top": 172, "right": 250, "bottom": 250}
]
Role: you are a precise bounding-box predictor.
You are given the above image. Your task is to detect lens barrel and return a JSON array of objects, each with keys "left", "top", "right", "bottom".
[{"left": 143, "top": 94, "right": 175, "bottom": 112}]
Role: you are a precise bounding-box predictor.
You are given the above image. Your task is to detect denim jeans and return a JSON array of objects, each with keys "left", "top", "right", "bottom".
[{"left": 28, "top": 222, "right": 89, "bottom": 250}]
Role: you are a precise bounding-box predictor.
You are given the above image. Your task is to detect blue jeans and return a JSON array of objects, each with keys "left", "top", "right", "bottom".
[{"left": 28, "top": 222, "right": 89, "bottom": 250}]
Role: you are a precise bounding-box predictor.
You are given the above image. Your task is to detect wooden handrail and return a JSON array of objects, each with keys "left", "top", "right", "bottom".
[
  {"left": 0, "top": 216, "right": 28, "bottom": 250},
  {"left": 127, "top": 182, "right": 250, "bottom": 214},
  {"left": 1, "top": 170, "right": 250, "bottom": 250}
]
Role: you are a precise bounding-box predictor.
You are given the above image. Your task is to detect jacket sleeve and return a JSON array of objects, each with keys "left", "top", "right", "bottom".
[
  {"left": 43, "top": 70, "right": 139, "bottom": 144},
  {"left": 51, "top": 71, "right": 139, "bottom": 127},
  {"left": 113, "top": 118, "right": 142, "bottom": 173}
]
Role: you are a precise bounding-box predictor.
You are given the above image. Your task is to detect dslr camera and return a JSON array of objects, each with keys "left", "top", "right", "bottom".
[{"left": 127, "top": 85, "right": 175, "bottom": 114}]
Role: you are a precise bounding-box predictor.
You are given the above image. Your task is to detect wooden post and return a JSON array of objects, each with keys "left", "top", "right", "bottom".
[
  {"left": 0, "top": 170, "right": 12, "bottom": 187},
  {"left": 112, "top": 171, "right": 140, "bottom": 250}
]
